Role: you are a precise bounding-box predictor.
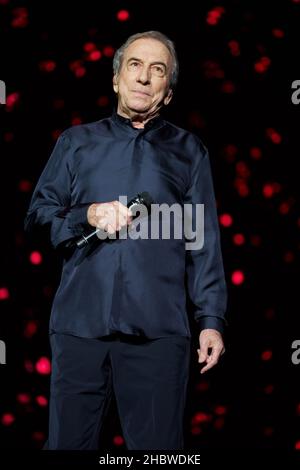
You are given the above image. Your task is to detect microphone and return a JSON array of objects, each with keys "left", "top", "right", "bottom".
[{"left": 75, "top": 192, "right": 154, "bottom": 249}]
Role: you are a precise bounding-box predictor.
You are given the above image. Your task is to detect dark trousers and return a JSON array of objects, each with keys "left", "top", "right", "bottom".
[{"left": 46, "top": 332, "right": 191, "bottom": 450}]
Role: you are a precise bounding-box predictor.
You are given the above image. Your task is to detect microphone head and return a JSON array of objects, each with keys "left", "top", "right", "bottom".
[{"left": 138, "top": 191, "right": 154, "bottom": 209}]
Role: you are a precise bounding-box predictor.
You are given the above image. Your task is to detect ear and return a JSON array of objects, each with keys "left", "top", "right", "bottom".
[
  {"left": 164, "top": 88, "right": 173, "bottom": 106},
  {"left": 113, "top": 75, "right": 119, "bottom": 94}
]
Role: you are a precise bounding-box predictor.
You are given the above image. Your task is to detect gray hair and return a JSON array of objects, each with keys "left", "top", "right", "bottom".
[{"left": 113, "top": 31, "right": 179, "bottom": 89}]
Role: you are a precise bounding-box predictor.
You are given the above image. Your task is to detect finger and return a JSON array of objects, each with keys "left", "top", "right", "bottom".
[
  {"left": 197, "top": 346, "right": 208, "bottom": 363},
  {"left": 200, "top": 348, "right": 222, "bottom": 374}
]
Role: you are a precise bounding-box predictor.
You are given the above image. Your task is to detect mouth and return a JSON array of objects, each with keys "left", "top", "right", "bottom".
[{"left": 131, "top": 90, "right": 151, "bottom": 97}]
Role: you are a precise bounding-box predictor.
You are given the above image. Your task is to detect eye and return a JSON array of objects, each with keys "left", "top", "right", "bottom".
[
  {"left": 128, "top": 61, "right": 141, "bottom": 70},
  {"left": 151, "top": 65, "right": 165, "bottom": 77}
]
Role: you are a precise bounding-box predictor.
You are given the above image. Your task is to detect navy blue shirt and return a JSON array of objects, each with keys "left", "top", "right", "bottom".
[{"left": 24, "top": 112, "right": 227, "bottom": 339}]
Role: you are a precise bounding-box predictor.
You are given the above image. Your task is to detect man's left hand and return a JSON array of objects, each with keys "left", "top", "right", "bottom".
[{"left": 197, "top": 329, "right": 225, "bottom": 374}]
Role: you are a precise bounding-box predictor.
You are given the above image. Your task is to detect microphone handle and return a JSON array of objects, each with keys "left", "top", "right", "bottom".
[{"left": 76, "top": 228, "right": 100, "bottom": 248}]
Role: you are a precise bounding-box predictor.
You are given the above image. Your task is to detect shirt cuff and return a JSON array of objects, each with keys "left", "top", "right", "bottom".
[{"left": 197, "top": 316, "right": 226, "bottom": 335}]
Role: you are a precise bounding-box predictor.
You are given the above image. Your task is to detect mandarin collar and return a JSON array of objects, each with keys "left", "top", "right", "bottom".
[{"left": 111, "top": 110, "right": 164, "bottom": 134}]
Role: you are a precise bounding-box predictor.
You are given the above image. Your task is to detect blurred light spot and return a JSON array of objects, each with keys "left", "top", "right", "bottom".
[
  {"left": 71, "top": 117, "right": 82, "bottom": 125},
  {"left": 264, "top": 384, "right": 274, "bottom": 394},
  {"left": 24, "top": 359, "right": 34, "bottom": 373},
  {"left": 17, "top": 393, "right": 31, "bottom": 404},
  {"left": 39, "top": 60, "right": 56, "bottom": 72},
  {"left": 263, "top": 183, "right": 275, "bottom": 198},
  {"left": 1, "top": 413, "right": 15, "bottom": 426},
  {"left": 0, "top": 287, "right": 9, "bottom": 300},
  {"left": 192, "top": 412, "right": 212, "bottom": 424},
  {"left": 266, "top": 128, "right": 282, "bottom": 144},
  {"left": 203, "top": 60, "right": 224, "bottom": 79},
  {"left": 250, "top": 235, "right": 261, "bottom": 246},
  {"left": 261, "top": 350, "right": 272, "bottom": 361},
  {"left": 32, "top": 431, "right": 45, "bottom": 442},
  {"left": 196, "top": 381, "right": 210, "bottom": 392},
  {"left": 103, "top": 45, "right": 115, "bottom": 57},
  {"left": 11, "top": 7, "right": 28, "bottom": 28},
  {"left": 234, "top": 178, "right": 249, "bottom": 197},
  {"left": 228, "top": 40, "right": 240, "bottom": 56},
  {"left": 214, "top": 417, "right": 225, "bottom": 429},
  {"left": 97, "top": 96, "right": 109, "bottom": 107},
  {"left": 19, "top": 180, "right": 32, "bottom": 192},
  {"left": 254, "top": 56, "right": 271, "bottom": 73},
  {"left": 233, "top": 233, "right": 245, "bottom": 246},
  {"left": 272, "top": 28, "right": 284, "bottom": 38},
  {"left": 224, "top": 144, "right": 238, "bottom": 162},
  {"left": 35, "top": 357, "right": 51, "bottom": 375},
  {"left": 87, "top": 50, "right": 102, "bottom": 61},
  {"left": 6, "top": 92, "right": 20, "bottom": 110},
  {"left": 113, "top": 435, "right": 124, "bottom": 446},
  {"left": 36, "top": 395, "right": 48, "bottom": 407},
  {"left": 24, "top": 320, "right": 38, "bottom": 338},
  {"left": 117, "top": 10, "right": 130, "bottom": 21},
  {"left": 295, "top": 441, "right": 300, "bottom": 450},
  {"left": 221, "top": 80, "right": 235, "bottom": 93},
  {"left": 206, "top": 6, "right": 225, "bottom": 25},
  {"left": 30, "top": 251, "right": 42, "bottom": 265},
  {"left": 250, "top": 147, "right": 262, "bottom": 159},
  {"left": 83, "top": 42, "right": 96, "bottom": 52},
  {"left": 231, "top": 270, "right": 244, "bottom": 285},
  {"left": 191, "top": 426, "right": 202, "bottom": 435},
  {"left": 279, "top": 201, "right": 290, "bottom": 214},
  {"left": 219, "top": 213, "right": 233, "bottom": 227},
  {"left": 236, "top": 161, "right": 250, "bottom": 178},
  {"left": 214, "top": 405, "right": 227, "bottom": 415}
]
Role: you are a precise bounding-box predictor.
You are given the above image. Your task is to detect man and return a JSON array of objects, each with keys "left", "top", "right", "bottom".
[{"left": 24, "top": 31, "right": 227, "bottom": 450}]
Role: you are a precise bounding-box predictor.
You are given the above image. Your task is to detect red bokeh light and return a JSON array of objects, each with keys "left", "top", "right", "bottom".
[
  {"left": 206, "top": 6, "right": 225, "bottom": 25},
  {"left": 266, "top": 128, "right": 282, "bottom": 144},
  {"left": 113, "top": 435, "right": 124, "bottom": 446},
  {"left": 36, "top": 395, "right": 48, "bottom": 407},
  {"left": 272, "top": 28, "right": 284, "bottom": 38},
  {"left": 219, "top": 213, "right": 233, "bottom": 227},
  {"left": 103, "top": 46, "right": 115, "bottom": 57},
  {"left": 250, "top": 147, "right": 262, "bottom": 159},
  {"left": 1, "top": 413, "right": 15, "bottom": 426},
  {"left": 17, "top": 393, "right": 31, "bottom": 404},
  {"left": 192, "top": 412, "right": 212, "bottom": 424},
  {"left": 39, "top": 60, "right": 56, "bottom": 72},
  {"left": 233, "top": 233, "right": 245, "bottom": 246},
  {"left": 11, "top": 7, "right": 28, "bottom": 28},
  {"left": 231, "top": 270, "right": 245, "bottom": 285},
  {"left": 254, "top": 56, "right": 271, "bottom": 73},
  {"left": 19, "top": 180, "right": 32, "bottom": 192},
  {"left": 24, "top": 320, "right": 38, "bottom": 338},
  {"left": 30, "top": 251, "right": 42, "bottom": 265},
  {"left": 35, "top": 357, "right": 51, "bottom": 375},
  {"left": 117, "top": 10, "right": 130, "bottom": 21},
  {"left": 261, "top": 350, "right": 272, "bottom": 361},
  {"left": 0, "top": 287, "right": 9, "bottom": 300},
  {"left": 214, "top": 405, "right": 227, "bottom": 415},
  {"left": 88, "top": 50, "right": 102, "bottom": 61}
]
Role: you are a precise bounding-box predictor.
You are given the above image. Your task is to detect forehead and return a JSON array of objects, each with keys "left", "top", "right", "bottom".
[{"left": 123, "top": 38, "right": 172, "bottom": 65}]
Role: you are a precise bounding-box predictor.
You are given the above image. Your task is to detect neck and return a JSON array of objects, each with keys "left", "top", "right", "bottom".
[{"left": 117, "top": 106, "right": 161, "bottom": 129}]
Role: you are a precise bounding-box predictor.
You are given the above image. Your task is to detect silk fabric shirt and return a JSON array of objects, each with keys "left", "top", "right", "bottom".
[{"left": 24, "top": 112, "right": 227, "bottom": 338}]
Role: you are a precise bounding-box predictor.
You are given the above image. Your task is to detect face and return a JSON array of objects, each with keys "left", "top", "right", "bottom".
[{"left": 113, "top": 38, "right": 173, "bottom": 120}]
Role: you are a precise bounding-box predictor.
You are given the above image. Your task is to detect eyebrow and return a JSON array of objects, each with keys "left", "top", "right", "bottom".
[{"left": 127, "top": 57, "right": 167, "bottom": 69}]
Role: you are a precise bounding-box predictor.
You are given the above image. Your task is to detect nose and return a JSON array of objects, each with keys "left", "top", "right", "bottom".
[{"left": 136, "top": 65, "right": 151, "bottom": 85}]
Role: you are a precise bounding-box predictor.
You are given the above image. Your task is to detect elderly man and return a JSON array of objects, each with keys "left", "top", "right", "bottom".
[{"left": 25, "top": 31, "right": 227, "bottom": 450}]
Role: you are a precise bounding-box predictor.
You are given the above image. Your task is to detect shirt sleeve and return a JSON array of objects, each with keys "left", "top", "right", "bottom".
[
  {"left": 24, "top": 132, "right": 92, "bottom": 249},
  {"left": 184, "top": 143, "right": 227, "bottom": 334}
]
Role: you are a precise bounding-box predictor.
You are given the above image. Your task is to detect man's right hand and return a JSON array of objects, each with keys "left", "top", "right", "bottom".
[{"left": 87, "top": 201, "right": 133, "bottom": 235}]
